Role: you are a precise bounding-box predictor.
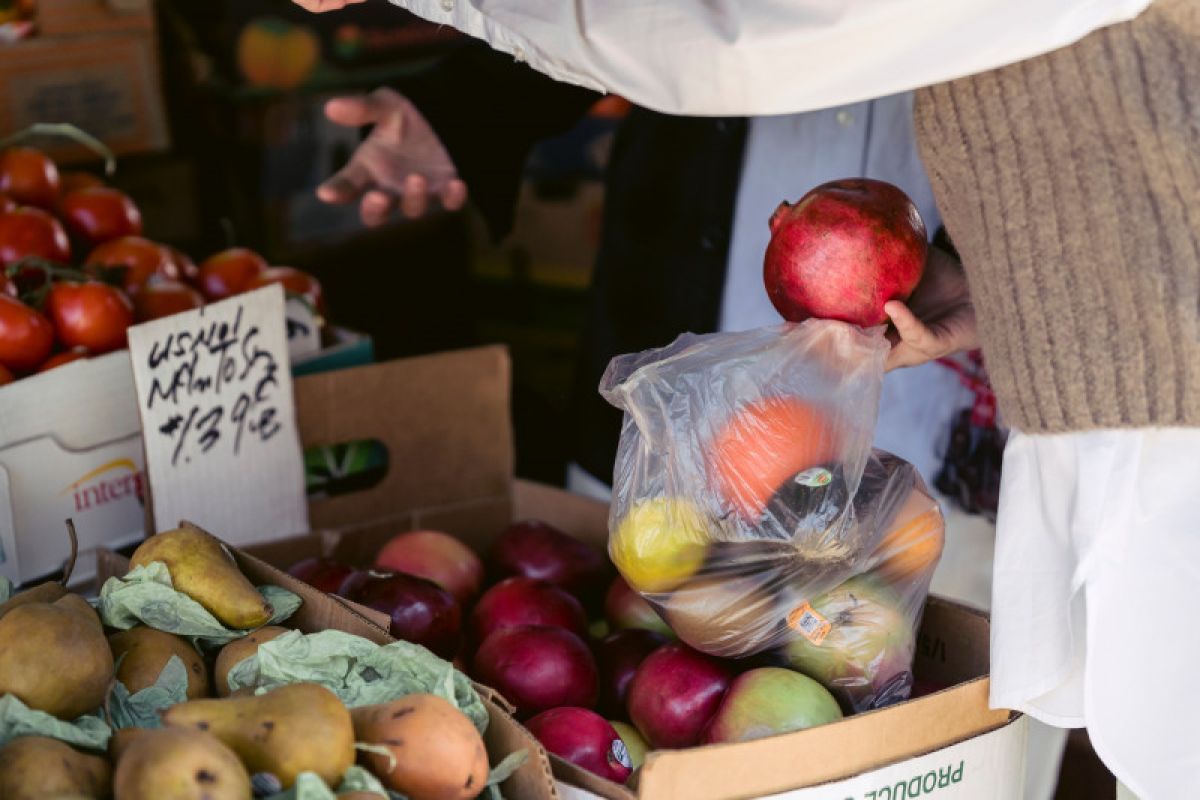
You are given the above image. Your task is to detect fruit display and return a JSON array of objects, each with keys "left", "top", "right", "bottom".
[
  {"left": 282, "top": 500, "right": 942, "bottom": 787},
  {"left": 0, "top": 525, "right": 523, "bottom": 799},
  {"left": 0, "top": 142, "right": 330, "bottom": 383}
]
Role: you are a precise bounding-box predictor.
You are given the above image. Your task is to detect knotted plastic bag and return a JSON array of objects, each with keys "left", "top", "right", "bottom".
[{"left": 600, "top": 320, "right": 944, "bottom": 712}]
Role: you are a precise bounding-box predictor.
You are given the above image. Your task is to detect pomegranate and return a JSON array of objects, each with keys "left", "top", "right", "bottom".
[{"left": 763, "top": 178, "right": 927, "bottom": 327}]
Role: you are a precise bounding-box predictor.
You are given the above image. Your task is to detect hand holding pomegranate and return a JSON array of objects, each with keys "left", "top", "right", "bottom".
[{"left": 883, "top": 245, "right": 978, "bottom": 370}]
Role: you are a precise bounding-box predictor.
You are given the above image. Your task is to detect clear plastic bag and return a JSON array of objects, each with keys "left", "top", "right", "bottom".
[{"left": 600, "top": 320, "right": 944, "bottom": 712}]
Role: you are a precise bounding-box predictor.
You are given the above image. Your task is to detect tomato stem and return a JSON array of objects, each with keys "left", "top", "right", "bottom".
[{"left": 0, "top": 124, "right": 117, "bottom": 177}]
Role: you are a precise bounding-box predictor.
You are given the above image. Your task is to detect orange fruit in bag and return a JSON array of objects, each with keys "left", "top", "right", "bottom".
[
  {"left": 708, "top": 396, "right": 839, "bottom": 519},
  {"left": 868, "top": 488, "right": 944, "bottom": 585}
]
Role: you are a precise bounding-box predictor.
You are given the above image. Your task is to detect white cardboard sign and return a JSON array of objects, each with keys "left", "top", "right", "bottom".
[{"left": 127, "top": 285, "right": 309, "bottom": 544}]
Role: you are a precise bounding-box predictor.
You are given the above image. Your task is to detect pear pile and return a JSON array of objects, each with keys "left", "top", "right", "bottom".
[{"left": 0, "top": 527, "right": 491, "bottom": 800}]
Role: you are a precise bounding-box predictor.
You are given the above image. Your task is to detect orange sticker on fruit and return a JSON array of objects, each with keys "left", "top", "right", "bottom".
[{"left": 787, "top": 603, "right": 832, "bottom": 645}]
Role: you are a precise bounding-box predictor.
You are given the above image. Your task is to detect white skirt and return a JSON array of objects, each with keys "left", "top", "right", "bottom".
[{"left": 991, "top": 428, "right": 1200, "bottom": 799}]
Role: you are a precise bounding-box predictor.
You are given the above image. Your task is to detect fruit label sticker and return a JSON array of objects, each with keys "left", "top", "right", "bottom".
[
  {"left": 787, "top": 602, "right": 833, "bottom": 645},
  {"left": 793, "top": 467, "right": 833, "bottom": 488},
  {"left": 127, "top": 285, "right": 310, "bottom": 545},
  {"left": 611, "top": 738, "right": 633, "bottom": 770}
]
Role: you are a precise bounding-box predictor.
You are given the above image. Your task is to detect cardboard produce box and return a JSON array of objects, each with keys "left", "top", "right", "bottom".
[
  {"left": 93, "top": 532, "right": 559, "bottom": 800},
  {"left": 0, "top": 326, "right": 373, "bottom": 587},
  {"left": 0, "top": 12, "right": 168, "bottom": 162},
  {"left": 225, "top": 346, "right": 1023, "bottom": 800}
]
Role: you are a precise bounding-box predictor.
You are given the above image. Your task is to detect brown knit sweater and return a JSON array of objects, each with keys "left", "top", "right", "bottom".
[{"left": 914, "top": 0, "right": 1199, "bottom": 434}]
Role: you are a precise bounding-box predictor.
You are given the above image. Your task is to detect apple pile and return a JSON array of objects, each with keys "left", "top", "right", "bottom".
[
  {"left": 0, "top": 144, "right": 327, "bottom": 385},
  {"left": 286, "top": 517, "right": 946, "bottom": 786}
]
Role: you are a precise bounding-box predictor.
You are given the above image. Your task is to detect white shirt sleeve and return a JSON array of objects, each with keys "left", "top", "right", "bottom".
[{"left": 388, "top": 0, "right": 1152, "bottom": 115}]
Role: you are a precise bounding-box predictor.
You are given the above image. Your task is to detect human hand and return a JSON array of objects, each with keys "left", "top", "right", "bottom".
[
  {"left": 884, "top": 245, "right": 978, "bottom": 371},
  {"left": 291, "top": 0, "right": 365, "bottom": 12},
  {"left": 317, "top": 87, "right": 468, "bottom": 227}
]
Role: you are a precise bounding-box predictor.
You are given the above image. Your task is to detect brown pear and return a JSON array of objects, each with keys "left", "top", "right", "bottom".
[
  {"left": 113, "top": 726, "right": 250, "bottom": 800},
  {"left": 130, "top": 527, "right": 272, "bottom": 629},
  {"left": 109, "top": 627, "right": 210, "bottom": 699},
  {"left": 212, "top": 626, "right": 289, "bottom": 697},
  {"left": 0, "top": 581, "right": 68, "bottom": 620},
  {"left": 0, "top": 736, "right": 112, "bottom": 799},
  {"left": 352, "top": 694, "right": 489, "bottom": 800},
  {"left": 53, "top": 593, "right": 104, "bottom": 633},
  {"left": 163, "top": 682, "right": 353, "bottom": 789},
  {"left": 0, "top": 599, "right": 113, "bottom": 719}
]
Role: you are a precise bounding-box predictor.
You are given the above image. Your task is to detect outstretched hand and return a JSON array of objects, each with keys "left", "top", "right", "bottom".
[
  {"left": 317, "top": 88, "right": 468, "bottom": 227},
  {"left": 884, "top": 245, "right": 978, "bottom": 371}
]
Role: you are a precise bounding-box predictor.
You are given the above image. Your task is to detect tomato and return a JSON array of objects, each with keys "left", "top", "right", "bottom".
[
  {"left": 58, "top": 170, "right": 105, "bottom": 195},
  {"left": 0, "top": 362, "right": 12, "bottom": 386},
  {"left": 0, "top": 147, "right": 60, "bottom": 209},
  {"left": 197, "top": 247, "right": 267, "bottom": 301},
  {"left": 0, "top": 194, "right": 15, "bottom": 214},
  {"left": 133, "top": 277, "right": 204, "bottom": 322},
  {"left": 0, "top": 294, "right": 55, "bottom": 372},
  {"left": 2, "top": 276, "right": 15, "bottom": 298},
  {"left": 247, "top": 266, "right": 325, "bottom": 313},
  {"left": 37, "top": 348, "right": 89, "bottom": 373},
  {"left": 85, "top": 236, "right": 179, "bottom": 295},
  {"left": 60, "top": 186, "right": 142, "bottom": 247},
  {"left": 166, "top": 245, "right": 199, "bottom": 283},
  {"left": 0, "top": 207, "right": 71, "bottom": 268},
  {"left": 45, "top": 281, "right": 134, "bottom": 354}
]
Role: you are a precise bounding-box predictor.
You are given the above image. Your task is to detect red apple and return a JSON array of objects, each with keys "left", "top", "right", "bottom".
[
  {"left": 341, "top": 569, "right": 462, "bottom": 660},
  {"left": 627, "top": 642, "right": 733, "bottom": 749},
  {"left": 489, "top": 519, "right": 611, "bottom": 605},
  {"left": 763, "top": 178, "right": 927, "bottom": 327},
  {"left": 702, "top": 667, "right": 842, "bottom": 745},
  {"left": 596, "top": 629, "right": 669, "bottom": 716},
  {"left": 525, "top": 707, "right": 633, "bottom": 784},
  {"left": 473, "top": 625, "right": 598, "bottom": 716},
  {"left": 470, "top": 576, "right": 587, "bottom": 646},
  {"left": 374, "top": 529, "right": 484, "bottom": 605},
  {"left": 286, "top": 557, "right": 356, "bottom": 595},
  {"left": 604, "top": 575, "right": 673, "bottom": 637}
]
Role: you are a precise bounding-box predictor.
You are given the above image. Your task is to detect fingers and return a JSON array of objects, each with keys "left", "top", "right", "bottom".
[
  {"left": 316, "top": 160, "right": 372, "bottom": 205},
  {"left": 399, "top": 175, "right": 429, "bottom": 219},
  {"left": 293, "top": 0, "right": 363, "bottom": 12},
  {"left": 441, "top": 179, "right": 468, "bottom": 211},
  {"left": 360, "top": 190, "right": 397, "bottom": 228},
  {"left": 325, "top": 87, "right": 406, "bottom": 129},
  {"left": 884, "top": 301, "right": 938, "bottom": 371}
]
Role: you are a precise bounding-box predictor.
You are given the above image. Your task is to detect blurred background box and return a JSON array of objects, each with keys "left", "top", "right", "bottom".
[{"left": 34, "top": 0, "right": 152, "bottom": 36}]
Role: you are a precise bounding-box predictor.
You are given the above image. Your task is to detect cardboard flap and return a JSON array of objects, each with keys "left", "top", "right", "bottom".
[{"left": 295, "top": 346, "right": 514, "bottom": 531}]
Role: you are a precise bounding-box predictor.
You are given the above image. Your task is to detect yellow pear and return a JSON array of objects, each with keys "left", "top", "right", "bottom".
[
  {"left": 352, "top": 694, "right": 489, "bottom": 800},
  {"left": 212, "top": 626, "right": 289, "bottom": 697},
  {"left": 0, "top": 581, "right": 68, "bottom": 620},
  {"left": 163, "top": 682, "right": 354, "bottom": 788},
  {"left": 0, "top": 736, "right": 112, "bottom": 800},
  {"left": 130, "top": 527, "right": 272, "bottom": 629},
  {"left": 113, "top": 726, "right": 250, "bottom": 800},
  {"left": 109, "top": 627, "right": 210, "bottom": 699},
  {"left": 0, "top": 599, "right": 113, "bottom": 719}
]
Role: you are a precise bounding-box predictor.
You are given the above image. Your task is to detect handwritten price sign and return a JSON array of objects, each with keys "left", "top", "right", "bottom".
[{"left": 128, "top": 285, "right": 310, "bottom": 544}]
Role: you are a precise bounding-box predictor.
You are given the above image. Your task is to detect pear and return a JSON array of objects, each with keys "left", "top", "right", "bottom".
[
  {"left": 212, "top": 626, "right": 289, "bottom": 697},
  {"left": 0, "top": 581, "right": 68, "bottom": 620},
  {"left": 0, "top": 736, "right": 112, "bottom": 799},
  {"left": 113, "top": 726, "right": 250, "bottom": 800},
  {"left": 0, "top": 597, "right": 113, "bottom": 719},
  {"left": 109, "top": 627, "right": 210, "bottom": 699},
  {"left": 54, "top": 593, "right": 104, "bottom": 633},
  {"left": 130, "top": 527, "right": 272, "bottom": 629},
  {"left": 163, "top": 682, "right": 354, "bottom": 788},
  {"left": 352, "top": 694, "right": 489, "bottom": 800}
]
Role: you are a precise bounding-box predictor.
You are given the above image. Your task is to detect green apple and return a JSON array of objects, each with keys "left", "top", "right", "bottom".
[{"left": 702, "top": 667, "right": 842, "bottom": 744}]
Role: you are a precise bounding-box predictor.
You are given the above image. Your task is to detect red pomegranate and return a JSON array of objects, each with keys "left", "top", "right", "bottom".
[{"left": 763, "top": 178, "right": 927, "bottom": 327}]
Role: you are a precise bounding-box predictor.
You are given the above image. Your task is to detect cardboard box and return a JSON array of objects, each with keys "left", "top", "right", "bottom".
[
  {"left": 35, "top": 0, "right": 153, "bottom": 38},
  {"left": 0, "top": 331, "right": 374, "bottom": 587},
  {"left": 93, "top": 531, "right": 560, "bottom": 800},
  {"left": 0, "top": 22, "right": 169, "bottom": 163},
  {"left": 221, "top": 347, "right": 1022, "bottom": 800}
]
